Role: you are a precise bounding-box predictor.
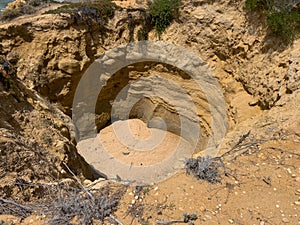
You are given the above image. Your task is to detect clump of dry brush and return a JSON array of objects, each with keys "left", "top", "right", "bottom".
[{"left": 185, "top": 156, "right": 225, "bottom": 184}]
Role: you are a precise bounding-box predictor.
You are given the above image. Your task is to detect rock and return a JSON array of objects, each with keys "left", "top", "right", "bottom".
[
  {"left": 88, "top": 178, "right": 107, "bottom": 189},
  {"left": 58, "top": 58, "right": 81, "bottom": 74},
  {"left": 83, "top": 179, "right": 92, "bottom": 186},
  {"left": 282, "top": 218, "right": 289, "bottom": 223},
  {"left": 6, "top": 0, "right": 26, "bottom": 10},
  {"left": 61, "top": 178, "right": 76, "bottom": 187},
  {"left": 205, "top": 215, "right": 212, "bottom": 220},
  {"left": 60, "top": 127, "right": 70, "bottom": 139}
]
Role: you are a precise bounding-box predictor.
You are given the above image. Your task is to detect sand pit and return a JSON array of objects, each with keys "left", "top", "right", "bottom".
[{"left": 77, "top": 119, "right": 194, "bottom": 184}]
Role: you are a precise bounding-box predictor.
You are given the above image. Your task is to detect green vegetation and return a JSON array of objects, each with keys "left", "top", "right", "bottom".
[
  {"left": 0, "top": 0, "right": 51, "bottom": 21},
  {"left": 245, "top": 0, "right": 300, "bottom": 42},
  {"left": 137, "top": 28, "right": 149, "bottom": 41},
  {"left": 142, "top": 187, "right": 150, "bottom": 195},
  {"left": 45, "top": 0, "right": 116, "bottom": 18},
  {"left": 44, "top": 0, "right": 117, "bottom": 32},
  {"left": 266, "top": 7, "right": 300, "bottom": 41},
  {"left": 148, "top": 0, "right": 181, "bottom": 37}
]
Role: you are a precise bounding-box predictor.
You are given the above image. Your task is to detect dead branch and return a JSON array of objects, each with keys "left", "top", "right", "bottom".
[
  {"left": 0, "top": 198, "right": 33, "bottom": 211},
  {"left": 62, "top": 162, "right": 94, "bottom": 200},
  {"left": 156, "top": 220, "right": 185, "bottom": 224},
  {"left": 110, "top": 214, "right": 124, "bottom": 225}
]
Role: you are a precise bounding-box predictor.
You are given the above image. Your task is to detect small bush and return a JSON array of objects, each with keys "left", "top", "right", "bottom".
[
  {"left": 137, "top": 28, "right": 148, "bottom": 41},
  {"left": 148, "top": 0, "right": 181, "bottom": 37},
  {"left": 0, "top": 0, "right": 50, "bottom": 21},
  {"left": 0, "top": 8, "right": 22, "bottom": 20},
  {"left": 185, "top": 156, "right": 224, "bottom": 184},
  {"left": 245, "top": 0, "right": 267, "bottom": 10},
  {"left": 266, "top": 8, "right": 300, "bottom": 41},
  {"left": 245, "top": 0, "right": 300, "bottom": 42},
  {"left": 44, "top": 0, "right": 117, "bottom": 29}
]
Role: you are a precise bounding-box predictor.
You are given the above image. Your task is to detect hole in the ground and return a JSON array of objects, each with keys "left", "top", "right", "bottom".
[
  {"left": 74, "top": 60, "right": 216, "bottom": 184},
  {"left": 94, "top": 61, "right": 211, "bottom": 153}
]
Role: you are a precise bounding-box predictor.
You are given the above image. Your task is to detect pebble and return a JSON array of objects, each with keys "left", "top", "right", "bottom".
[
  {"left": 83, "top": 179, "right": 92, "bottom": 186},
  {"left": 294, "top": 201, "right": 300, "bottom": 205},
  {"left": 276, "top": 204, "right": 280, "bottom": 208},
  {"left": 228, "top": 219, "right": 234, "bottom": 224},
  {"left": 282, "top": 218, "right": 289, "bottom": 223},
  {"left": 154, "top": 186, "right": 159, "bottom": 191},
  {"left": 287, "top": 168, "right": 292, "bottom": 174},
  {"left": 131, "top": 200, "right": 135, "bottom": 204},
  {"left": 205, "top": 215, "right": 212, "bottom": 220},
  {"left": 260, "top": 221, "right": 265, "bottom": 225},
  {"left": 292, "top": 174, "right": 297, "bottom": 178}
]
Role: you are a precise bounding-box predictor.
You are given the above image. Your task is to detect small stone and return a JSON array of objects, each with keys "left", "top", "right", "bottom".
[
  {"left": 276, "top": 204, "right": 280, "bottom": 208},
  {"left": 292, "top": 174, "right": 297, "bottom": 178},
  {"left": 134, "top": 195, "right": 139, "bottom": 200},
  {"left": 287, "top": 168, "right": 292, "bottom": 174},
  {"left": 58, "top": 58, "right": 80, "bottom": 74},
  {"left": 260, "top": 221, "right": 265, "bottom": 225},
  {"left": 282, "top": 218, "right": 289, "bottom": 223},
  {"left": 154, "top": 186, "right": 159, "bottom": 191},
  {"left": 294, "top": 201, "right": 300, "bottom": 205},
  {"left": 131, "top": 200, "right": 135, "bottom": 204},
  {"left": 228, "top": 219, "right": 234, "bottom": 224},
  {"left": 61, "top": 178, "right": 76, "bottom": 187},
  {"left": 205, "top": 215, "right": 212, "bottom": 220}
]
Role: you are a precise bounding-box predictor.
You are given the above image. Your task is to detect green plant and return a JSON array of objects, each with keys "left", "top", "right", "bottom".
[
  {"left": 148, "top": 0, "right": 181, "bottom": 37},
  {"left": 44, "top": 0, "right": 117, "bottom": 29},
  {"left": 266, "top": 7, "right": 300, "bottom": 41},
  {"left": 245, "top": 0, "right": 267, "bottom": 10},
  {"left": 0, "top": 8, "right": 22, "bottom": 20},
  {"left": 0, "top": 0, "right": 51, "bottom": 20},
  {"left": 142, "top": 187, "right": 150, "bottom": 194},
  {"left": 245, "top": 0, "right": 300, "bottom": 42},
  {"left": 137, "top": 28, "right": 148, "bottom": 41}
]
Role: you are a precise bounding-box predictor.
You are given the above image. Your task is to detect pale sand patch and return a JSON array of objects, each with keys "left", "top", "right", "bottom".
[
  {"left": 99, "top": 119, "right": 185, "bottom": 166},
  {"left": 77, "top": 119, "right": 193, "bottom": 183}
]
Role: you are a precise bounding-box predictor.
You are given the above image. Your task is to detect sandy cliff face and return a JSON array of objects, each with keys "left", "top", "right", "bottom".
[
  {"left": 0, "top": 70, "right": 99, "bottom": 203},
  {"left": 1, "top": 0, "right": 299, "bottom": 120},
  {"left": 0, "top": 0, "right": 299, "bottom": 180},
  {"left": 0, "top": 0, "right": 299, "bottom": 224}
]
